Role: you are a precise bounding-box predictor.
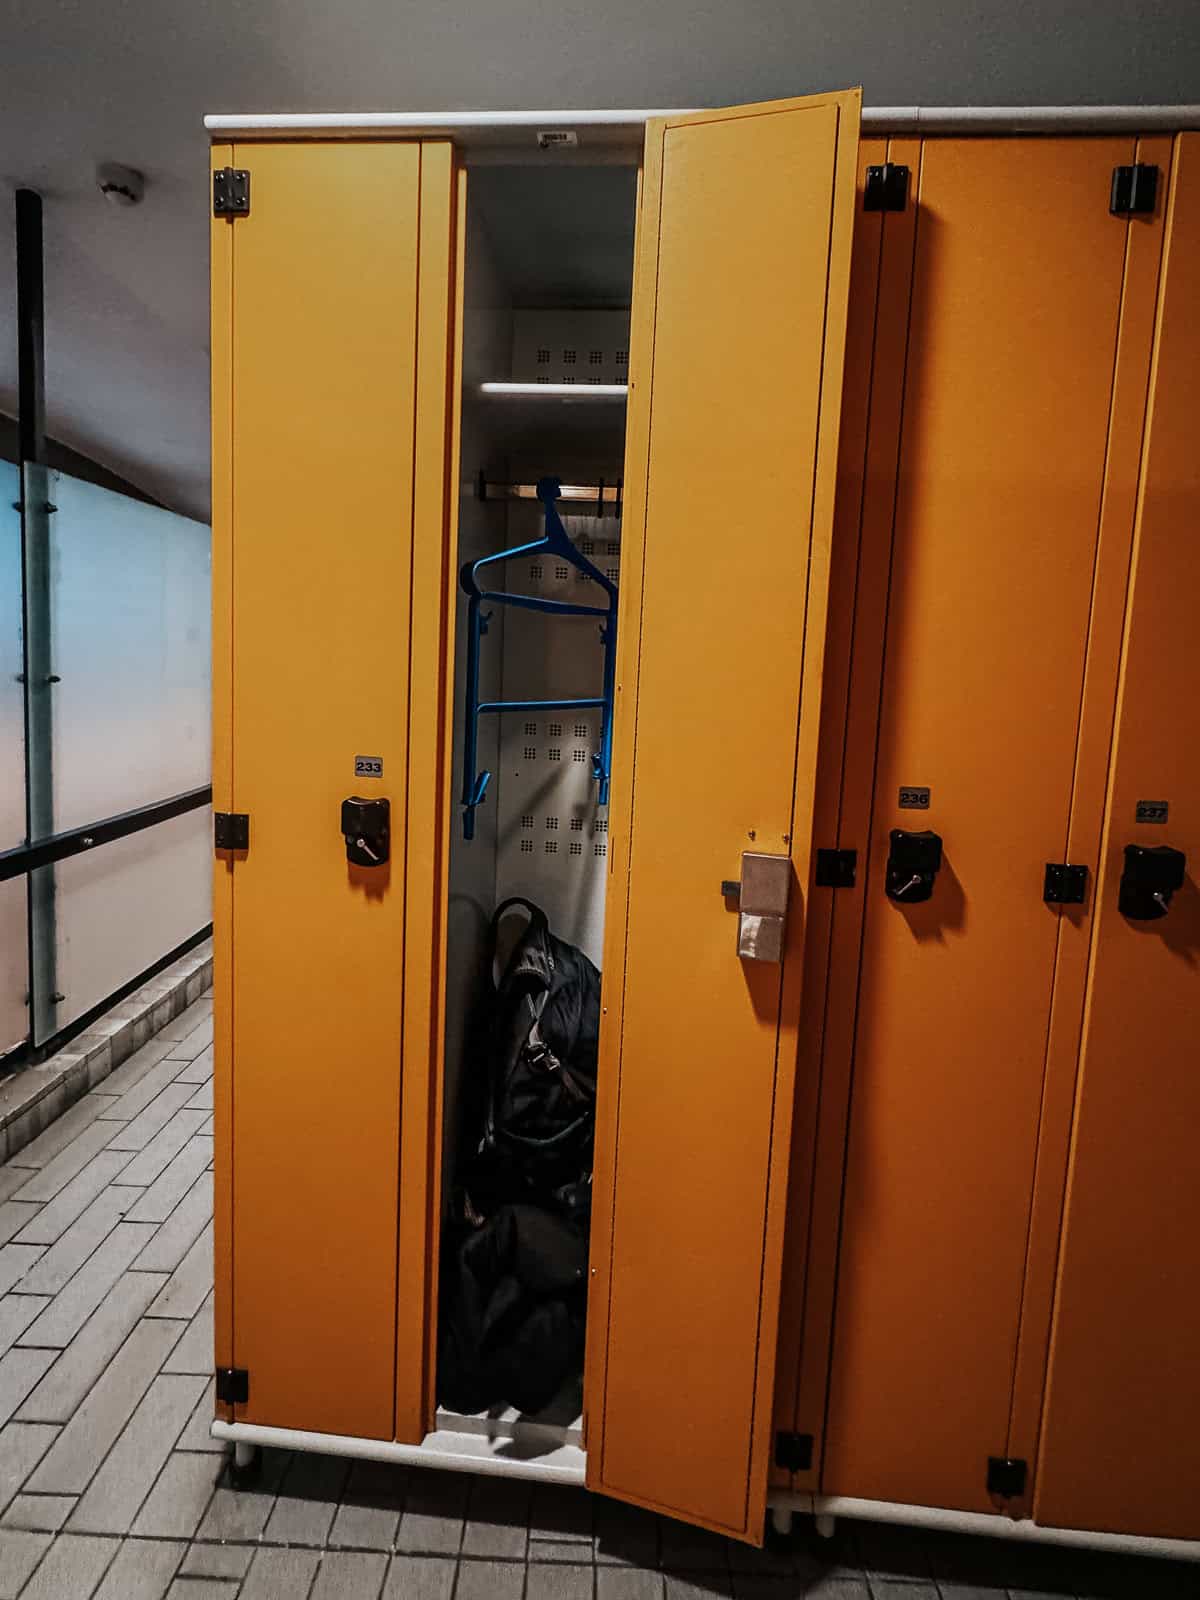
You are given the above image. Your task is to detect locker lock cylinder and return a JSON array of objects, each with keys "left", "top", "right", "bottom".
[
  {"left": 341, "top": 795, "right": 390, "bottom": 867},
  {"left": 886, "top": 828, "right": 943, "bottom": 904},
  {"left": 1118, "top": 842, "right": 1186, "bottom": 921}
]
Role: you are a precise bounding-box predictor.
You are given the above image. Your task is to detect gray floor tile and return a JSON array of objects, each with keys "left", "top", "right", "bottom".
[
  {"left": 455, "top": 1558, "right": 526, "bottom": 1600},
  {"left": 165, "top": 1581, "right": 239, "bottom": 1599},
  {"left": 185, "top": 1081, "right": 214, "bottom": 1111},
  {"left": 869, "top": 1585, "right": 936, "bottom": 1599},
  {"left": 0, "top": 1528, "right": 51, "bottom": 1598},
  {"left": 19, "top": 1221, "right": 156, "bottom": 1347},
  {"left": 395, "top": 1471, "right": 469, "bottom": 1553},
  {"left": 241, "top": 1546, "right": 322, "bottom": 1598},
  {"left": 0, "top": 1493, "right": 74, "bottom": 1531},
  {"left": 0, "top": 1422, "right": 59, "bottom": 1514},
  {"left": 660, "top": 1519, "right": 732, "bottom": 1573},
  {"left": 462, "top": 1473, "right": 531, "bottom": 1559},
  {"left": 173, "top": 1043, "right": 214, "bottom": 1085},
  {"left": 146, "top": 1221, "right": 213, "bottom": 1320},
  {"left": 95, "top": 1040, "right": 182, "bottom": 1109},
  {"left": 16, "top": 1270, "right": 168, "bottom": 1424},
  {"left": 527, "top": 1563, "right": 596, "bottom": 1600},
  {"left": 113, "top": 1110, "right": 210, "bottom": 1189},
  {"left": 381, "top": 1555, "right": 456, "bottom": 1599},
  {"left": 3, "top": 1094, "right": 117, "bottom": 1172},
  {"left": 0, "top": 1202, "right": 41, "bottom": 1246},
  {"left": 934, "top": 1587, "right": 1008, "bottom": 1600},
  {"left": 105, "top": 1081, "right": 198, "bottom": 1154},
  {"left": 311, "top": 1549, "right": 390, "bottom": 1599},
  {"left": 67, "top": 1371, "right": 206, "bottom": 1534},
  {"left": 0, "top": 1246, "right": 44, "bottom": 1297},
  {"left": 0, "top": 1346, "right": 57, "bottom": 1425},
  {"left": 0, "top": 1171, "right": 35, "bottom": 1204},
  {"left": 26, "top": 1316, "right": 184, "bottom": 1494},
  {"left": 180, "top": 1542, "right": 254, "bottom": 1580},
  {"left": 124, "top": 1138, "right": 213, "bottom": 1225},
  {"left": 16, "top": 1187, "right": 136, "bottom": 1297},
  {"left": 92, "top": 1536, "right": 186, "bottom": 1599},
  {"left": 197, "top": 1113, "right": 215, "bottom": 1135},
  {"left": 664, "top": 1577, "right": 733, "bottom": 1600},
  {"left": 161, "top": 1289, "right": 212, "bottom": 1375},
  {"left": 594, "top": 1498, "right": 660, "bottom": 1568},
  {"left": 157, "top": 999, "right": 212, "bottom": 1045},
  {"left": 853, "top": 1521, "right": 933, "bottom": 1586},
  {"left": 8, "top": 1121, "right": 119, "bottom": 1204},
  {"left": 532, "top": 1484, "right": 595, "bottom": 1545},
  {"left": 13, "top": 1151, "right": 136, "bottom": 1246},
  {"left": 265, "top": 1449, "right": 351, "bottom": 1547},
  {"left": 196, "top": 1447, "right": 289, "bottom": 1542},
  {"left": 597, "top": 1570, "right": 666, "bottom": 1600},
  {"left": 175, "top": 1378, "right": 224, "bottom": 1453},
  {"left": 18, "top": 1531, "right": 119, "bottom": 1598},
  {"left": 329, "top": 1460, "right": 406, "bottom": 1550},
  {"left": 136, "top": 1181, "right": 212, "bottom": 1278},
  {"left": 130, "top": 1449, "right": 222, "bottom": 1538},
  {"left": 0, "top": 1293, "right": 50, "bottom": 1355}
]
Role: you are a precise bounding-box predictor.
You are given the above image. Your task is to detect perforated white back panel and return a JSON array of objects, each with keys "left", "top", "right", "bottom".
[
  {"left": 493, "top": 505, "right": 620, "bottom": 967},
  {"left": 511, "top": 310, "right": 631, "bottom": 386}
]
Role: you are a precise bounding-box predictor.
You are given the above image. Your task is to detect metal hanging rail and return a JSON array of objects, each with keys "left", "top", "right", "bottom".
[{"left": 477, "top": 474, "right": 623, "bottom": 516}]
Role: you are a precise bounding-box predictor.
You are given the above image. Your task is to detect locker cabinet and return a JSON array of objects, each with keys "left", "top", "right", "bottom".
[{"left": 211, "top": 91, "right": 861, "bottom": 1544}]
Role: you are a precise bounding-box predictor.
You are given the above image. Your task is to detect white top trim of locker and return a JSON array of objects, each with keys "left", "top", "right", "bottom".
[{"left": 205, "top": 105, "right": 1200, "bottom": 150}]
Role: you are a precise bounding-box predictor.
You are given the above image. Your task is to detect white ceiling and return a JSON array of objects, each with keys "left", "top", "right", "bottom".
[{"left": 1, "top": 0, "right": 1197, "bottom": 520}]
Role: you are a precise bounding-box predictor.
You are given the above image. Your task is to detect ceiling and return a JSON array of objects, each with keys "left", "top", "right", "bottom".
[{"left": 1, "top": 0, "right": 1197, "bottom": 520}]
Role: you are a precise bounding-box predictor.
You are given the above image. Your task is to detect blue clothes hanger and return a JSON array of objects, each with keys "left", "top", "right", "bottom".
[{"left": 459, "top": 477, "right": 618, "bottom": 841}]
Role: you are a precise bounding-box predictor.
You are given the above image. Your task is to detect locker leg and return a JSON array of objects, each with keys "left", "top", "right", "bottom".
[
  {"left": 230, "top": 1441, "right": 261, "bottom": 1487},
  {"left": 814, "top": 1513, "right": 836, "bottom": 1540},
  {"left": 769, "top": 1504, "right": 795, "bottom": 1538}
]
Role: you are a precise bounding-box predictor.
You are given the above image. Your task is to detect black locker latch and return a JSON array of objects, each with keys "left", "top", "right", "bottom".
[
  {"left": 1110, "top": 164, "right": 1159, "bottom": 217},
  {"left": 815, "top": 848, "right": 858, "bottom": 889},
  {"left": 986, "top": 1456, "right": 1028, "bottom": 1499},
  {"left": 774, "top": 1431, "right": 814, "bottom": 1472},
  {"left": 1043, "top": 862, "right": 1088, "bottom": 905},
  {"left": 213, "top": 167, "right": 251, "bottom": 218},
  {"left": 215, "top": 1367, "right": 249, "bottom": 1405},
  {"left": 214, "top": 812, "right": 250, "bottom": 852},
  {"left": 864, "top": 163, "right": 910, "bottom": 212}
]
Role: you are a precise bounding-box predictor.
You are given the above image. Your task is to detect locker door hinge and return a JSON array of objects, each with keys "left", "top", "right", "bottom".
[
  {"left": 215, "top": 1366, "right": 249, "bottom": 1405},
  {"left": 214, "top": 812, "right": 250, "bottom": 852},
  {"left": 864, "top": 163, "right": 910, "bottom": 212},
  {"left": 213, "top": 167, "right": 251, "bottom": 218},
  {"left": 1043, "top": 862, "right": 1088, "bottom": 904},
  {"left": 774, "top": 1431, "right": 814, "bottom": 1472},
  {"left": 1110, "top": 164, "right": 1158, "bottom": 217},
  {"left": 986, "top": 1456, "right": 1027, "bottom": 1498},
  {"left": 815, "top": 848, "right": 857, "bottom": 889}
]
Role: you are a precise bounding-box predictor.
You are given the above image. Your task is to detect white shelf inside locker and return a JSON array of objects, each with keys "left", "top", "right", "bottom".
[{"left": 480, "top": 381, "right": 628, "bottom": 399}]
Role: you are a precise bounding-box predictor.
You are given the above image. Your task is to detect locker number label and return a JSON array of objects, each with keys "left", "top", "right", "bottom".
[
  {"left": 1136, "top": 799, "right": 1168, "bottom": 824},
  {"left": 354, "top": 755, "right": 383, "bottom": 778},
  {"left": 899, "top": 786, "right": 931, "bottom": 809}
]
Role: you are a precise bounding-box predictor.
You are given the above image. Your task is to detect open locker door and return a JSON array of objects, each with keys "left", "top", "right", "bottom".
[{"left": 585, "top": 91, "right": 861, "bottom": 1541}]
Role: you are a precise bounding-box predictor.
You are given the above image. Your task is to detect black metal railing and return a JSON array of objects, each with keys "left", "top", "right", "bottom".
[{"left": 0, "top": 786, "right": 212, "bottom": 883}]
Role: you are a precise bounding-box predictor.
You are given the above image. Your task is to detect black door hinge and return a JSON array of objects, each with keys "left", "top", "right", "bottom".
[
  {"left": 815, "top": 848, "right": 857, "bottom": 889},
  {"left": 1043, "top": 862, "right": 1088, "bottom": 905},
  {"left": 215, "top": 1366, "right": 249, "bottom": 1405},
  {"left": 213, "top": 167, "right": 251, "bottom": 218},
  {"left": 864, "top": 163, "right": 910, "bottom": 212},
  {"left": 775, "top": 1431, "right": 814, "bottom": 1472},
  {"left": 214, "top": 812, "right": 250, "bottom": 852},
  {"left": 986, "top": 1456, "right": 1027, "bottom": 1498},
  {"left": 1110, "top": 164, "right": 1158, "bottom": 217}
]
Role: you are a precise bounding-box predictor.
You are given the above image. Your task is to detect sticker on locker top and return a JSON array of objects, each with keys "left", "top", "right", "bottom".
[
  {"left": 1136, "top": 799, "right": 1169, "bottom": 824},
  {"left": 354, "top": 755, "right": 383, "bottom": 778},
  {"left": 899, "top": 786, "right": 931, "bottom": 809}
]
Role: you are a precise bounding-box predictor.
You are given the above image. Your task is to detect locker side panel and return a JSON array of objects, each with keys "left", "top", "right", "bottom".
[
  {"left": 224, "top": 142, "right": 421, "bottom": 1439},
  {"left": 822, "top": 138, "right": 1133, "bottom": 1512},
  {"left": 587, "top": 91, "right": 861, "bottom": 1541},
  {"left": 1035, "top": 132, "right": 1200, "bottom": 1541}
]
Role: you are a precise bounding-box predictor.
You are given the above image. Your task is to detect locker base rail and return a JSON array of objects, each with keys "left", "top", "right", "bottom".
[
  {"left": 211, "top": 1419, "right": 587, "bottom": 1486},
  {"left": 765, "top": 1493, "right": 1200, "bottom": 1564}
]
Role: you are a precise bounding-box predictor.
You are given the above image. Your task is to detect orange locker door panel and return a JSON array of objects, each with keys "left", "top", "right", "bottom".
[
  {"left": 212, "top": 141, "right": 455, "bottom": 1440},
  {"left": 585, "top": 91, "right": 861, "bottom": 1541},
  {"left": 1036, "top": 134, "right": 1200, "bottom": 1541},
  {"left": 822, "top": 138, "right": 1136, "bottom": 1512}
]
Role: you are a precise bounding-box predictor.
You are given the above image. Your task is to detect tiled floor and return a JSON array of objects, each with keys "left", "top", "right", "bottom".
[{"left": 0, "top": 996, "right": 1196, "bottom": 1599}]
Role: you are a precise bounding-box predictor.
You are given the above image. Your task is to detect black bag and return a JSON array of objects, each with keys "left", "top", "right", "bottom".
[{"left": 460, "top": 897, "right": 602, "bottom": 1211}]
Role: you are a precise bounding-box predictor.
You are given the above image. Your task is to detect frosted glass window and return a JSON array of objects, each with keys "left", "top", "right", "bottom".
[
  {"left": 46, "top": 469, "right": 210, "bottom": 830},
  {"left": 1, "top": 462, "right": 28, "bottom": 1049}
]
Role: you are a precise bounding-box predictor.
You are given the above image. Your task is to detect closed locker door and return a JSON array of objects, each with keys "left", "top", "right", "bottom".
[
  {"left": 211, "top": 141, "right": 459, "bottom": 1440},
  {"left": 584, "top": 91, "right": 861, "bottom": 1542},
  {"left": 821, "top": 138, "right": 1143, "bottom": 1513},
  {"left": 1036, "top": 134, "right": 1200, "bottom": 1541}
]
